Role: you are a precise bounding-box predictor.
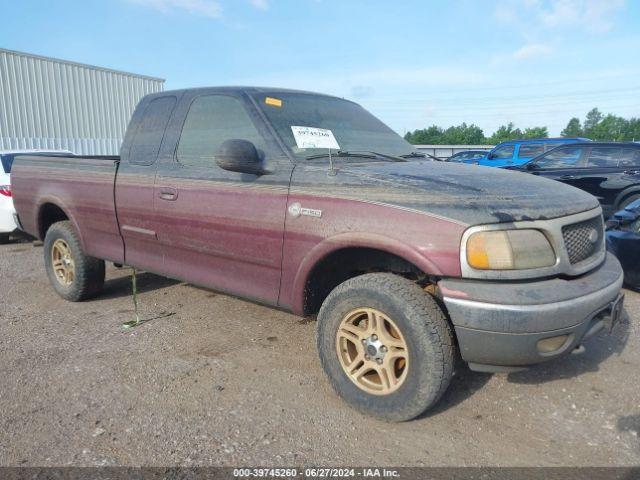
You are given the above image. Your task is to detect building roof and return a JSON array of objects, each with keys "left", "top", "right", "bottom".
[{"left": 0, "top": 48, "right": 165, "bottom": 83}]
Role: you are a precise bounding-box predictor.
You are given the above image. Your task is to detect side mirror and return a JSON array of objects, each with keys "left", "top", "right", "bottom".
[
  {"left": 525, "top": 162, "right": 539, "bottom": 170},
  {"left": 487, "top": 152, "right": 495, "bottom": 160},
  {"left": 216, "top": 139, "right": 265, "bottom": 175}
]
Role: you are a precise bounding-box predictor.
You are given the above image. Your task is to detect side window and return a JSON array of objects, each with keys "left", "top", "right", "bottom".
[
  {"left": 177, "top": 95, "right": 265, "bottom": 168},
  {"left": 518, "top": 143, "right": 544, "bottom": 158},
  {"left": 491, "top": 145, "right": 514, "bottom": 159},
  {"left": 534, "top": 146, "right": 584, "bottom": 169},
  {"left": 129, "top": 96, "right": 177, "bottom": 166},
  {"left": 619, "top": 148, "right": 640, "bottom": 167},
  {"left": 585, "top": 147, "right": 623, "bottom": 168}
]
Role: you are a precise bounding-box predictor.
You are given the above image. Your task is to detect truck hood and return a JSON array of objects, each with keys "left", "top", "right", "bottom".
[{"left": 294, "top": 160, "right": 600, "bottom": 226}]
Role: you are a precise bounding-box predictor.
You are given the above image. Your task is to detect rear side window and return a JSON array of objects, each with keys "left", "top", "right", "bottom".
[
  {"left": 518, "top": 144, "right": 544, "bottom": 158},
  {"left": 619, "top": 148, "right": 640, "bottom": 167},
  {"left": 177, "top": 95, "right": 265, "bottom": 168},
  {"left": 129, "top": 96, "right": 177, "bottom": 166},
  {"left": 491, "top": 145, "right": 514, "bottom": 159},
  {"left": 585, "top": 147, "right": 624, "bottom": 167},
  {"left": 534, "top": 146, "right": 584, "bottom": 169}
]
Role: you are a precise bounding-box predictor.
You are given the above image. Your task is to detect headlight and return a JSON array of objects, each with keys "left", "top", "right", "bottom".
[{"left": 466, "top": 229, "right": 556, "bottom": 270}]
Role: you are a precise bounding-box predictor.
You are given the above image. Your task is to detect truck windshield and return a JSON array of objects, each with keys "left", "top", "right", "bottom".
[{"left": 253, "top": 92, "right": 417, "bottom": 161}]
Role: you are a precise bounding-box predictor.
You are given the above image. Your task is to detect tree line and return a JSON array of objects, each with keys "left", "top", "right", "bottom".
[{"left": 404, "top": 108, "right": 640, "bottom": 145}]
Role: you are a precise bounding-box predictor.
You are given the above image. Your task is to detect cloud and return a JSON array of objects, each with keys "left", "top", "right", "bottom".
[
  {"left": 512, "top": 43, "right": 553, "bottom": 60},
  {"left": 249, "top": 0, "right": 269, "bottom": 10},
  {"left": 539, "top": 0, "right": 625, "bottom": 33},
  {"left": 494, "top": 0, "right": 625, "bottom": 34},
  {"left": 129, "top": 0, "right": 222, "bottom": 18}
]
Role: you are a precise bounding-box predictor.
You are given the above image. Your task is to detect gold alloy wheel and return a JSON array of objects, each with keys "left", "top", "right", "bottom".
[
  {"left": 336, "top": 307, "right": 409, "bottom": 395},
  {"left": 51, "top": 238, "right": 75, "bottom": 286}
]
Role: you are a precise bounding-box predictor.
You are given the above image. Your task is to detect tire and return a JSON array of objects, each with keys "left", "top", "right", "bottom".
[
  {"left": 317, "top": 273, "right": 455, "bottom": 421},
  {"left": 0, "top": 233, "right": 10, "bottom": 244},
  {"left": 43, "top": 221, "right": 105, "bottom": 301},
  {"left": 619, "top": 194, "right": 640, "bottom": 211}
]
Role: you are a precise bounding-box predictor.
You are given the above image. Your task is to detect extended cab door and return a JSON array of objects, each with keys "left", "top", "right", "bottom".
[
  {"left": 115, "top": 94, "right": 178, "bottom": 271},
  {"left": 153, "top": 92, "right": 293, "bottom": 305}
]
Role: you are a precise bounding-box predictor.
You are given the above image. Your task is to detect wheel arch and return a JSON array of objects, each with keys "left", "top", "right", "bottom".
[
  {"left": 290, "top": 232, "right": 444, "bottom": 316},
  {"left": 36, "top": 198, "right": 84, "bottom": 249}
]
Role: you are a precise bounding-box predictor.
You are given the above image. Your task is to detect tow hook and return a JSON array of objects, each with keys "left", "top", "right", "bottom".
[{"left": 571, "top": 344, "right": 585, "bottom": 355}]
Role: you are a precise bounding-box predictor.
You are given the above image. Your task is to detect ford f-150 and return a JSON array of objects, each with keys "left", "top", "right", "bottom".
[{"left": 11, "top": 87, "right": 625, "bottom": 421}]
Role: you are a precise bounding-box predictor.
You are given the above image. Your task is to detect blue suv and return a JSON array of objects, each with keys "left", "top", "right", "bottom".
[{"left": 461, "top": 138, "right": 591, "bottom": 167}]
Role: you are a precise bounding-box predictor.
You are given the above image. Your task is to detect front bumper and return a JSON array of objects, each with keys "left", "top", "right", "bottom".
[{"left": 438, "top": 253, "right": 624, "bottom": 371}]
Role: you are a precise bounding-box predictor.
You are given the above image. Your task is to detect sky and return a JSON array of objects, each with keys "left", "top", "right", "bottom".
[{"left": 1, "top": 0, "right": 639, "bottom": 137}]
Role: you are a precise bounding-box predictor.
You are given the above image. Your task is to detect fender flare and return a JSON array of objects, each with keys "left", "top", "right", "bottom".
[
  {"left": 36, "top": 196, "right": 85, "bottom": 250},
  {"left": 289, "top": 231, "right": 445, "bottom": 315}
]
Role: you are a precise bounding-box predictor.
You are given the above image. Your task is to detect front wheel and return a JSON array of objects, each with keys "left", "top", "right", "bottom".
[
  {"left": 44, "top": 221, "right": 105, "bottom": 301},
  {"left": 317, "top": 273, "right": 455, "bottom": 421}
]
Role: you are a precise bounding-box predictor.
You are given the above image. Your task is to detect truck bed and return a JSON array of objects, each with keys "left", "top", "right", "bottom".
[{"left": 12, "top": 154, "right": 125, "bottom": 263}]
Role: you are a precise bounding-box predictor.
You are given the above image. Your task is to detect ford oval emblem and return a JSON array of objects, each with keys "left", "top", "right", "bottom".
[{"left": 588, "top": 228, "right": 599, "bottom": 244}]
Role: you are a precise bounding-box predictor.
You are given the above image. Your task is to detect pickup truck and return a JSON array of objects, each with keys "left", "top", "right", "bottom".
[{"left": 11, "top": 87, "right": 625, "bottom": 421}]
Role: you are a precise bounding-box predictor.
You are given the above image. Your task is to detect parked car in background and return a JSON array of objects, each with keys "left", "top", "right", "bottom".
[
  {"left": 0, "top": 150, "right": 73, "bottom": 243},
  {"left": 606, "top": 198, "right": 640, "bottom": 289},
  {"left": 461, "top": 138, "right": 590, "bottom": 167},
  {"left": 509, "top": 142, "right": 640, "bottom": 217},
  {"left": 447, "top": 150, "right": 488, "bottom": 163}
]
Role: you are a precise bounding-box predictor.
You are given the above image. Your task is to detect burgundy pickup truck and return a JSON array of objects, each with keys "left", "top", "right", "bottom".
[{"left": 12, "top": 87, "right": 624, "bottom": 421}]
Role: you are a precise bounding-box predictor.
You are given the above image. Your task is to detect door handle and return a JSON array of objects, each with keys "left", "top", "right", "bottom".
[
  {"left": 559, "top": 175, "right": 577, "bottom": 180},
  {"left": 158, "top": 186, "right": 178, "bottom": 201}
]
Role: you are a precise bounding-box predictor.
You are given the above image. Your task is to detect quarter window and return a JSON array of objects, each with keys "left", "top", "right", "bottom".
[
  {"left": 177, "top": 95, "right": 265, "bottom": 168},
  {"left": 129, "top": 96, "right": 177, "bottom": 165}
]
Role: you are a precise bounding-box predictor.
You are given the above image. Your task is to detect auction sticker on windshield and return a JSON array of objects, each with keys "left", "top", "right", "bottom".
[{"left": 291, "top": 126, "right": 340, "bottom": 149}]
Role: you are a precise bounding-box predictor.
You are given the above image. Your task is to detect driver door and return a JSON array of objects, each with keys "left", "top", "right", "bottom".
[{"left": 153, "top": 92, "right": 293, "bottom": 304}]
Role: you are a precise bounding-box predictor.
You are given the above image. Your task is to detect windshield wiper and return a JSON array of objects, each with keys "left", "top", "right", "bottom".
[
  {"left": 402, "top": 152, "right": 444, "bottom": 162},
  {"left": 305, "top": 150, "right": 376, "bottom": 160},
  {"left": 305, "top": 150, "right": 407, "bottom": 162}
]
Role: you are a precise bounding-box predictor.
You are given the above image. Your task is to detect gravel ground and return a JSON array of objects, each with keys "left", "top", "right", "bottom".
[{"left": 0, "top": 237, "right": 638, "bottom": 467}]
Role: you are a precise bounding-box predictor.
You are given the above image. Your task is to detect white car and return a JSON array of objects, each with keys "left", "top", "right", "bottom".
[{"left": 0, "top": 150, "right": 73, "bottom": 243}]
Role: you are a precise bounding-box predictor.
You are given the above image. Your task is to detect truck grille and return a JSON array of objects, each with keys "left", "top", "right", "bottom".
[{"left": 561, "top": 216, "right": 604, "bottom": 265}]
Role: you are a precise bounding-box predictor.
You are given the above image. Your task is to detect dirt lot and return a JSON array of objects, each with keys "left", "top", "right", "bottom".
[{"left": 0, "top": 238, "right": 639, "bottom": 467}]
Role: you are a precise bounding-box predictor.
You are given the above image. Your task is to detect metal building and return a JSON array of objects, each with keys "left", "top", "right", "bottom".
[{"left": 0, "top": 48, "right": 164, "bottom": 155}]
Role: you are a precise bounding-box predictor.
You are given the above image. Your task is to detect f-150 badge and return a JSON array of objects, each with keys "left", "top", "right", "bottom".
[{"left": 288, "top": 202, "right": 322, "bottom": 218}]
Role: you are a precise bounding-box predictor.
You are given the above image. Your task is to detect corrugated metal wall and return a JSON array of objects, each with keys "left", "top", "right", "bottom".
[{"left": 0, "top": 48, "right": 164, "bottom": 155}]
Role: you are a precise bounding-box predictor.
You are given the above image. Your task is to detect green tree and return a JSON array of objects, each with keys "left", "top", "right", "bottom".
[
  {"left": 522, "top": 126, "right": 549, "bottom": 139},
  {"left": 623, "top": 118, "right": 640, "bottom": 141},
  {"left": 404, "top": 125, "right": 444, "bottom": 144},
  {"left": 583, "top": 108, "right": 603, "bottom": 137},
  {"left": 487, "top": 123, "right": 522, "bottom": 144},
  {"left": 561, "top": 117, "right": 583, "bottom": 137},
  {"left": 441, "top": 123, "right": 485, "bottom": 144}
]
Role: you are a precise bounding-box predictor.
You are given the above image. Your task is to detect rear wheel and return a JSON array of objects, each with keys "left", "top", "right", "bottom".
[
  {"left": 44, "top": 221, "right": 105, "bottom": 301},
  {"left": 317, "top": 273, "right": 455, "bottom": 421}
]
